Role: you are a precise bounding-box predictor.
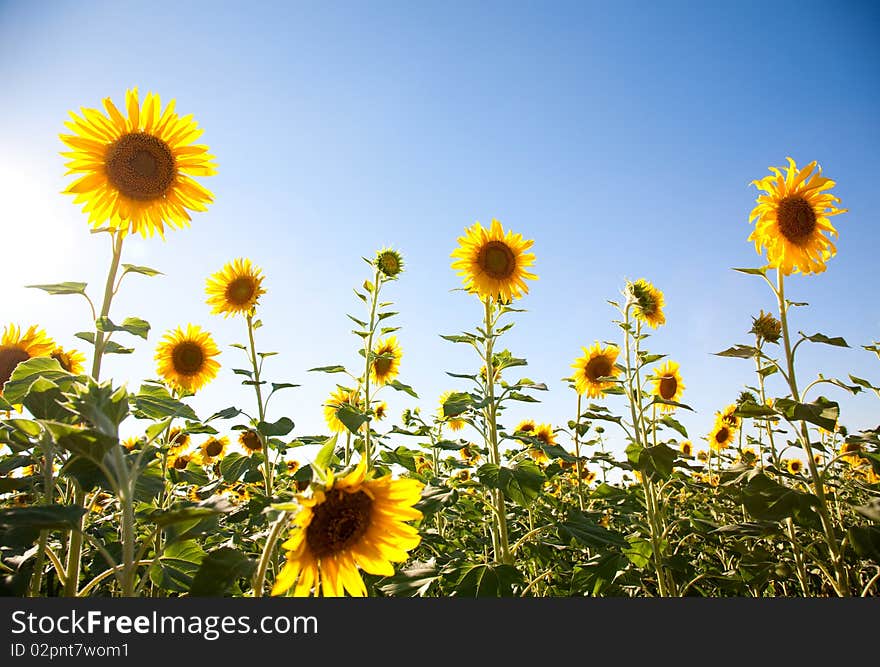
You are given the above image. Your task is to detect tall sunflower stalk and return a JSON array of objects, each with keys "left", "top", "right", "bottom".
[{"left": 745, "top": 157, "right": 850, "bottom": 596}]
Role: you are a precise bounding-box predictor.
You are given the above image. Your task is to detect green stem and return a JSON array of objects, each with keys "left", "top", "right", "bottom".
[
  {"left": 91, "top": 232, "right": 125, "bottom": 381},
  {"left": 29, "top": 439, "right": 56, "bottom": 596},
  {"left": 246, "top": 313, "right": 272, "bottom": 495},
  {"left": 775, "top": 268, "right": 849, "bottom": 596},
  {"left": 573, "top": 393, "right": 584, "bottom": 511},
  {"left": 62, "top": 484, "right": 85, "bottom": 597},
  {"left": 253, "top": 511, "right": 289, "bottom": 597},
  {"left": 362, "top": 268, "right": 382, "bottom": 471}
]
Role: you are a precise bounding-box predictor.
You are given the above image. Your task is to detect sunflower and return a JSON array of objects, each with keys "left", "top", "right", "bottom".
[
  {"left": 271, "top": 459, "right": 424, "bottom": 597},
  {"left": 370, "top": 337, "right": 402, "bottom": 386},
  {"left": 324, "top": 387, "right": 362, "bottom": 434},
  {"left": 199, "top": 436, "right": 229, "bottom": 464},
  {"left": 373, "top": 402, "right": 388, "bottom": 421},
  {"left": 205, "top": 258, "right": 266, "bottom": 317},
  {"left": 450, "top": 219, "right": 537, "bottom": 302},
  {"left": 50, "top": 346, "right": 86, "bottom": 374},
  {"left": 628, "top": 279, "right": 666, "bottom": 329},
  {"left": 155, "top": 324, "right": 220, "bottom": 393},
  {"left": 786, "top": 459, "right": 804, "bottom": 475},
  {"left": 169, "top": 449, "right": 198, "bottom": 471},
  {"left": 529, "top": 423, "right": 556, "bottom": 462},
  {"left": 375, "top": 247, "right": 404, "bottom": 278},
  {"left": 437, "top": 391, "right": 466, "bottom": 432},
  {"left": 750, "top": 310, "right": 782, "bottom": 344},
  {"left": 514, "top": 419, "right": 537, "bottom": 436},
  {"left": 697, "top": 450, "right": 710, "bottom": 463},
  {"left": 679, "top": 440, "right": 693, "bottom": 457},
  {"left": 60, "top": 87, "right": 216, "bottom": 238},
  {"left": 651, "top": 360, "right": 685, "bottom": 412},
  {"left": 839, "top": 442, "right": 862, "bottom": 467},
  {"left": 167, "top": 427, "right": 190, "bottom": 454},
  {"left": 121, "top": 436, "right": 141, "bottom": 451},
  {"left": 571, "top": 342, "right": 621, "bottom": 398},
  {"left": 0, "top": 324, "right": 56, "bottom": 393},
  {"left": 238, "top": 429, "right": 263, "bottom": 455},
  {"left": 719, "top": 403, "right": 740, "bottom": 429},
  {"left": 748, "top": 157, "right": 847, "bottom": 275},
  {"left": 708, "top": 418, "right": 736, "bottom": 452}
]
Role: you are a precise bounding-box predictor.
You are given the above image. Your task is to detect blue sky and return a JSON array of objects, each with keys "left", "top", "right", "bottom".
[{"left": 2, "top": 0, "right": 879, "bottom": 461}]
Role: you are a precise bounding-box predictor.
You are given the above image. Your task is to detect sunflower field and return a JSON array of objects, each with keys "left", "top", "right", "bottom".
[{"left": 1, "top": 89, "right": 878, "bottom": 599}]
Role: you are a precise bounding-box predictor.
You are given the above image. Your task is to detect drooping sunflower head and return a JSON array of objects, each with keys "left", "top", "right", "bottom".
[
  {"left": 373, "top": 402, "right": 388, "bottom": 421},
  {"left": 205, "top": 258, "right": 266, "bottom": 318},
  {"left": 323, "top": 387, "right": 363, "bottom": 434},
  {"left": 679, "top": 440, "right": 693, "bottom": 457},
  {"left": 459, "top": 444, "right": 480, "bottom": 463},
  {"left": 786, "top": 459, "right": 804, "bottom": 475},
  {"left": 238, "top": 429, "right": 263, "bottom": 455},
  {"left": 450, "top": 219, "right": 537, "bottom": 302},
  {"left": 750, "top": 310, "right": 782, "bottom": 344},
  {"left": 514, "top": 419, "right": 537, "bottom": 436},
  {"left": 60, "top": 88, "right": 216, "bottom": 238},
  {"left": 155, "top": 324, "right": 221, "bottom": 394},
  {"left": 437, "top": 391, "right": 466, "bottom": 432},
  {"left": 840, "top": 441, "right": 862, "bottom": 466},
  {"left": 719, "top": 403, "right": 741, "bottom": 430},
  {"left": 50, "top": 346, "right": 86, "bottom": 375},
  {"left": 199, "top": 436, "right": 229, "bottom": 464},
  {"left": 697, "top": 450, "right": 710, "bottom": 463},
  {"left": 271, "top": 459, "right": 424, "bottom": 597},
  {"left": 371, "top": 337, "right": 402, "bottom": 386},
  {"left": 628, "top": 279, "right": 666, "bottom": 329},
  {"left": 737, "top": 390, "right": 758, "bottom": 406},
  {"left": 167, "top": 427, "right": 190, "bottom": 454},
  {"left": 708, "top": 418, "right": 736, "bottom": 452},
  {"left": 169, "top": 449, "right": 197, "bottom": 471},
  {"left": 651, "top": 360, "right": 685, "bottom": 412},
  {"left": 0, "top": 324, "right": 56, "bottom": 393},
  {"left": 374, "top": 247, "right": 405, "bottom": 279},
  {"left": 571, "top": 342, "right": 621, "bottom": 398},
  {"left": 121, "top": 436, "right": 141, "bottom": 451},
  {"left": 535, "top": 423, "right": 556, "bottom": 447},
  {"left": 748, "top": 157, "right": 847, "bottom": 275},
  {"left": 737, "top": 447, "right": 759, "bottom": 467}
]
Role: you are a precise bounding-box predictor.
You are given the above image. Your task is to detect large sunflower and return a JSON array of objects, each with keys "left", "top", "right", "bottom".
[
  {"left": 650, "top": 360, "right": 685, "bottom": 412},
  {"left": 748, "top": 157, "right": 847, "bottom": 275},
  {"left": 155, "top": 324, "right": 220, "bottom": 393},
  {"left": 50, "top": 346, "right": 86, "bottom": 375},
  {"left": 370, "top": 337, "right": 402, "bottom": 386},
  {"left": 205, "top": 258, "right": 266, "bottom": 317},
  {"left": 571, "top": 342, "right": 621, "bottom": 398},
  {"left": 450, "top": 219, "right": 537, "bottom": 302},
  {"left": 324, "top": 387, "right": 363, "bottom": 434},
  {"left": 628, "top": 279, "right": 666, "bottom": 329},
  {"left": 238, "top": 429, "right": 263, "bottom": 455},
  {"left": 708, "top": 418, "right": 736, "bottom": 452},
  {"left": 199, "top": 436, "right": 229, "bottom": 464},
  {"left": 60, "top": 87, "right": 216, "bottom": 238},
  {"left": 1, "top": 324, "right": 56, "bottom": 393},
  {"left": 271, "top": 459, "right": 423, "bottom": 597}
]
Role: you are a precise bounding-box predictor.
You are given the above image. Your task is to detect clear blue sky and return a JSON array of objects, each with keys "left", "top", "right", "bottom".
[{"left": 2, "top": 0, "right": 879, "bottom": 461}]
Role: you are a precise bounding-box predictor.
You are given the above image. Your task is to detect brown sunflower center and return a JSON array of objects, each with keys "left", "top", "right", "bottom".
[
  {"left": 0, "top": 348, "right": 31, "bottom": 387},
  {"left": 205, "top": 440, "right": 223, "bottom": 457},
  {"left": 715, "top": 427, "right": 730, "bottom": 444},
  {"left": 659, "top": 375, "right": 678, "bottom": 400},
  {"left": 478, "top": 241, "right": 516, "bottom": 279},
  {"left": 105, "top": 132, "right": 175, "bottom": 201},
  {"left": 377, "top": 252, "right": 400, "bottom": 276},
  {"left": 306, "top": 490, "right": 373, "bottom": 558},
  {"left": 50, "top": 351, "right": 71, "bottom": 372},
  {"left": 240, "top": 430, "right": 262, "bottom": 452},
  {"left": 776, "top": 196, "right": 816, "bottom": 244},
  {"left": 171, "top": 342, "right": 205, "bottom": 376},
  {"left": 173, "top": 455, "right": 190, "bottom": 470},
  {"left": 585, "top": 355, "right": 613, "bottom": 382},
  {"left": 225, "top": 277, "right": 257, "bottom": 306},
  {"left": 682, "top": 443, "right": 692, "bottom": 456},
  {"left": 373, "top": 355, "right": 393, "bottom": 377}
]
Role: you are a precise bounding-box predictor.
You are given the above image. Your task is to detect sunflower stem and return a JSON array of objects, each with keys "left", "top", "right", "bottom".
[
  {"left": 246, "top": 313, "right": 272, "bottom": 496},
  {"left": 91, "top": 231, "right": 124, "bottom": 381},
  {"left": 62, "top": 484, "right": 85, "bottom": 597},
  {"left": 775, "top": 268, "right": 850, "bottom": 596},
  {"left": 573, "top": 393, "right": 584, "bottom": 511},
  {"left": 362, "top": 267, "right": 382, "bottom": 472},
  {"left": 253, "top": 511, "right": 289, "bottom": 597}
]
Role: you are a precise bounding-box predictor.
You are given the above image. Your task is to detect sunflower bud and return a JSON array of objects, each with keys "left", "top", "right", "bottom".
[
  {"left": 375, "top": 247, "right": 404, "bottom": 278},
  {"left": 750, "top": 310, "right": 782, "bottom": 344}
]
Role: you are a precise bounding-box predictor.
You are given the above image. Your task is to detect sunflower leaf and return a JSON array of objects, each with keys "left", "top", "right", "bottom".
[
  {"left": 26, "top": 282, "right": 88, "bottom": 295},
  {"left": 800, "top": 332, "right": 849, "bottom": 348},
  {"left": 387, "top": 379, "right": 418, "bottom": 398},
  {"left": 714, "top": 345, "right": 760, "bottom": 359},
  {"left": 308, "top": 365, "right": 348, "bottom": 374},
  {"left": 257, "top": 417, "right": 294, "bottom": 437},
  {"left": 121, "top": 263, "right": 163, "bottom": 278}
]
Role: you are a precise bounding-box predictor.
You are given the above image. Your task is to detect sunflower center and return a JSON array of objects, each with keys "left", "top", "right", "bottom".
[
  {"left": 0, "top": 348, "right": 31, "bottom": 387},
  {"left": 715, "top": 427, "right": 730, "bottom": 444},
  {"left": 225, "top": 277, "right": 257, "bottom": 306},
  {"left": 171, "top": 342, "right": 205, "bottom": 376},
  {"left": 50, "top": 351, "right": 71, "bottom": 372},
  {"left": 205, "top": 440, "right": 223, "bottom": 457},
  {"left": 173, "top": 456, "right": 190, "bottom": 470},
  {"left": 241, "top": 430, "right": 262, "bottom": 452},
  {"left": 659, "top": 375, "right": 678, "bottom": 400},
  {"left": 478, "top": 241, "right": 516, "bottom": 279},
  {"left": 776, "top": 196, "right": 816, "bottom": 244},
  {"left": 105, "top": 132, "right": 175, "bottom": 201},
  {"left": 373, "top": 356, "right": 392, "bottom": 377},
  {"left": 306, "top": 490, "right": 373, "bottom": 558},
  {"left": 585, "top": 356, "right": 612, "bottom": 381}
]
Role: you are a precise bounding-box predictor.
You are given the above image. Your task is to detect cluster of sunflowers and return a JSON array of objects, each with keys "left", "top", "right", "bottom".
[{"left": 1, "top": 88, "right": 878, "bottom": 598}]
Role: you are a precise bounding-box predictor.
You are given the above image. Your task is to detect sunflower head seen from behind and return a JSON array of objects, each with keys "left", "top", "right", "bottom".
[
  {"left": 451, "top": 219, "right": 537, "bottom": 302},
  {"left": 748, "top": 157, "right": 847, "bottom": 275},
  {"left": 205, "top": 258, "right": 266, "bottom": 318},
  {"left": 0, "top": 324, "right": 56, "bottom": 393},
  {"left": 628, "top": 279, "right": 666, "bottom": 329},
  {"left": 271, "top": 459, "right": 423, "bottom": 597},
  {"left": 374, "top": 247, "right": 405, "bottom": 279},
  {"left": 155, "top": 324, "right": 220, "bottom": 394}
]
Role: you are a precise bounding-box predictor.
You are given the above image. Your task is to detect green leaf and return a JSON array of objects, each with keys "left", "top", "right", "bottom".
[
  {"left": 440, "top": 334, "right": 476, "bottom": 344},
  {"left": 220, "top": 452, "right": 253, "bottom": 482},
  {"left": 847, "top": 526, "right": 880, "bottom": 563},
  {"left": 638, "top": 443, "right": 677, "bottom": 481},
  {"left": 454, "top": 563, "right": 522, "bottom": 597},
  {"left": 257, "top": 416, "right": 294, "bottom": 437},
  {"left": 442, "top": 391, "right": 472, "bottom": 418},
  {"left": 189, "top": 547, "right": 256, "bottom": 596},
  {"left": 660, "top": 415, "right": 688, "bottom": 438},
  {"left": 801, "top": 332, "right": 849, "bottom": 348},
  {"left": 734, "top": 402, "right": 777, "bottom": 418},
  {"left": 477, "top": 461, "right": 545, "bottom": 507},
  {"left": 147, "top": 497, "right": 234, "bottom": 527},
  {"left": 75, "top": 331, "right": 96, "bottom": 345},
  {"left": 44, "top": 423, "right": 118, "bottom": 463},
  {"left": 714, "top": 345, "right": 760, "bottom": 359},
  {"left": 207, "top": 407, "right": 242, "bottom": 421},
  {"left": 559, "top": 511, "right": 628, "bottom": 549},
  {"left": 773, "top": 396, "right": 839, "bottom": 431},
  {"left": 26, "top": 282, "right": 88, "bottom": 295},
  {"left": 335, "top": 404, "right": 368, "bottom": 434},
  {"left": 21, "top": 377, "right": 72, "bottom": 421},
  {"left": 121, "top": 264, "right": 163, "bottom": 277},
  {"left": 854, "top": 500, "right": 880, "bottom": 523},
  {"left": 102, "top": 341, "right": 134, "bottom": 355},
  {"left": 415, "top": 484, "right": 458, "bottom": 514},
  {"left": 96, "top": 316, "right": 151, "bottom": 340},
  {"left": 387, "top": 380, "right": 418, "bottom": 398},
  {"left": 378, "top": 560, "right": 440, "bottom": 597},
  {"left": 270, "top": 382, "right": 300, "bottom": 393},
  {"left": 740, "top": 472, "right": 821, "bottom": 528},
  {"left": 132, "top": 384, "right": 199, "bottom": 421},
  {"left": 732, "top": 267, "right": 767, "bottom": 277},
  {"left": 149, "top": 540, "right": 205, "bottom": 593},
  {"left": 307, "top": 365, "right": 348, "bottom": 374},
  {"left": 2, "top": 357, "right": 79, "bottom": 405},
  {"left": 0, "top": 504, "right": 87, "bottom": 531},
  {"left": 313, "top": 434, "right": 339, "bottom": 474},
  {"left": 623, "top": 537, "right": 654, "bottom": 568}
]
